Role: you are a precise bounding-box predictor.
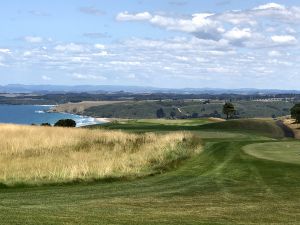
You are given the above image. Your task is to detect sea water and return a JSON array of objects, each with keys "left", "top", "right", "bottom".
[{"left": 0, "top": 105, "right": 101, "bottom": 127}]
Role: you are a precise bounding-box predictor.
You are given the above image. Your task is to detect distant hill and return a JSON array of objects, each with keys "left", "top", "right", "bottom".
[{"left": 1, "top": 84, "right": 300, "bottom": 95}]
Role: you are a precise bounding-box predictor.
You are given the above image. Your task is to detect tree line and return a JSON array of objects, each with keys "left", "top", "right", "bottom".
[{"left": 156, "top": 102, "right": 300, "bottom": 123}]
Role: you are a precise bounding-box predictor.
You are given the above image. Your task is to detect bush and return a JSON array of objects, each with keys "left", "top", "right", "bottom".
[
  {"left": 41, "top": 123, "right": 51, "bottom": 127},
  {"left": 54, "top": 119, "right": 76, "bottom": 127},
  {"left": 156, "top": 108, "right": 166, "bottom": 118}
]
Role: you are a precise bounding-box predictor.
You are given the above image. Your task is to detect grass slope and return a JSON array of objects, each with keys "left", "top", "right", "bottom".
[
  {"left": 94, "top": 118, "right": 288, "bottom": 139},
  {"left": 198, "top": 118, "right": 287, "bottom": 138},
  {"left": 0, "top": 119, "right": 299, "bottom": 224},
  {"left": 244, "top": 141, "right": 300, "bottom": 165}
]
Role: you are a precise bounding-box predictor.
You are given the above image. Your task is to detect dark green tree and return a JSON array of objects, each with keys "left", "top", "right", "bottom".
[
  {"left": 191, "top": 112, "right": 199, "bottom": 118},
  {"left": 41, "top": 123, "right": 51, "bottom": 127},
  {"left": 223, "top": 103, "right": 235, "bottom": 119},
  {"left": 170, "top": 111, "right": 176, "bottom": 119},
  {"left": 54, "top": 119, "right": 76, "bottom": 127},
  {"left": 291, "top": 103, "right": 300, "bottom": 123},
  {"left": 156, "top": 108, "right": 166, "bottom": 118}
]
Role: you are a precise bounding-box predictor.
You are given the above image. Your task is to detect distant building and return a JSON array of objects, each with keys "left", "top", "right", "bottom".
[{"left": 252, "top": 98, "right": 295, "bottom": 102}]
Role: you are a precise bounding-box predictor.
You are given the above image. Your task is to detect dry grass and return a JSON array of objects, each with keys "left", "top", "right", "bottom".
[
  {"left": 0, "top": 124, "right": 201, "bottom": 186},
  {"left": 283, "top": 118, "right": 300, "bottom": 139}
]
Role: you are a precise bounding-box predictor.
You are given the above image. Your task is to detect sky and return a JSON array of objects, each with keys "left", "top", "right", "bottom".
[{"left": 0, "top": 0, "right": 299, "bottom": 89}]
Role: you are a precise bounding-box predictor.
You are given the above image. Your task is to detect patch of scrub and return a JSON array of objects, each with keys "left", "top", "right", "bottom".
[{"left": 243, "top": 142, "right": 300, "bottom": 165}]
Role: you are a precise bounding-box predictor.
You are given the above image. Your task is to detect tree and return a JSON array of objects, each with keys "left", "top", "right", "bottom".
[
  {"left": 54, "top": 119, "right": 76, "bottom": 127},
  {"left": 223, "top": 103, "right": 235, "bottom": 119},
  {"left": 291, "top": 103, "right": 300, "bottom": 123},
  {"left": 170, "top": 111, "right": 176, "bottom": 119},
  {"left": 156, "top": 108, "right": 166, "bottom": 118},
  {"left": 191, "top": 112, "right": 199, "bottom": 118}
]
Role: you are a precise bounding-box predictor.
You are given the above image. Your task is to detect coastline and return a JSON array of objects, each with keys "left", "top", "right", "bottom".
[{"left": 95, "top": 118, "right": 113, "bottom": 123}]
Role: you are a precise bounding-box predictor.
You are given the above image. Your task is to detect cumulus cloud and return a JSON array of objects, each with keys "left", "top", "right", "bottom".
[
  {"left": 0, "top": 48, "right": 11, "bottom": 54},
  {"left": 271, "top": 35, "right": 297, "bottom": 44},
  {"left": 94, "top": 44, "right": 105, "bottom": 49},
  {"left": 116, "top": 12, "right": 152, "bottom": 21},
  {"left": 268, "top": 50, "right": 282, "bottom": 57},
  {"left": 2, "top": 2, "right": 300, "bottom": 88},
  {"left": 24, "top": 36, "right": 43, "bottom": 43},
  {"left": 71, "top": 73, "right": 107, "bottom": 80},
  {"left": 83, "top": 32, "right": 110, "bottom": 39},
  {"left": 224, "top": 27, "right": 252, "bottom": 43},
  {"left": 253, "top": 3, "right": 286, "bottom": 10},
  {"left": 1, "top": 35, "right": 299, "bottom": 88},
  {"left": 54, "top": 43, "right": 85, "bottom": 52},
  {"left": 116, "top": 3, "right": 300, "bottom": 48},
  {"left": 42, "top": 75, "right": 52, "bottom": 81}
]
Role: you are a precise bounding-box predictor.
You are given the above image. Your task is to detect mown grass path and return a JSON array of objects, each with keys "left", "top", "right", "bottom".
[{"left": 0, "top": 128, "right": 300, "bottom": 225}]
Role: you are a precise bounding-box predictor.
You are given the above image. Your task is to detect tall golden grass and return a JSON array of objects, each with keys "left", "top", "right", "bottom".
[{"left": 0, "top": 124, "right": 201, "bottom": 186}]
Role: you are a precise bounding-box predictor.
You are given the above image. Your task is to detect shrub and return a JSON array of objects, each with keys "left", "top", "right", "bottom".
[
  {"left": 156, "top": 108, "right": 166, "bottom": 118},
  {"left": 54, "top": 119, "right": 76, "bottom": 127},
  {"left": 41, "top": 123, "right": 51, "bottom": 127}
]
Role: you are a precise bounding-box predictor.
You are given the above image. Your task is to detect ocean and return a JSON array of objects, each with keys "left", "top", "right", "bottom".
[{"left": 0, "top": 105, "right": 101, "bottom": 127}]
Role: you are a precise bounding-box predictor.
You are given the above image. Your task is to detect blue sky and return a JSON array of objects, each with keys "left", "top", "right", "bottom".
[{"left": 0, "top": 0, "right": 299, "bottom": 89}]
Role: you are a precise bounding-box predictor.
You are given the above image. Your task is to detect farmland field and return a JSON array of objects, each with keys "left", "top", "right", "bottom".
[{"left": 0, "top": 119, "right": 300, "bottom": 224}]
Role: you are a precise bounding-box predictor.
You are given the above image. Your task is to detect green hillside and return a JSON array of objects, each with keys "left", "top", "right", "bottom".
[{"left": 83, "top": 100, "right": 293, "bottom": 119}]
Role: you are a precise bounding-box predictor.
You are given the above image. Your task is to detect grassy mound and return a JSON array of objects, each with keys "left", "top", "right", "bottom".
[
  {"left": 244, "top": 141, "right": 300, "bottom": 165},
  {"left": 197, "top": 119, "right": 287, "bottom": 138},
  {"left": 0, "top": 125, "right": 201, "bottom": 186}
]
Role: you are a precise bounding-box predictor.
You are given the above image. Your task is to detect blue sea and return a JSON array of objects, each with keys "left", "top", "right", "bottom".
[{"left": 0, "top": 105, "right": 102, "bottom": 127}]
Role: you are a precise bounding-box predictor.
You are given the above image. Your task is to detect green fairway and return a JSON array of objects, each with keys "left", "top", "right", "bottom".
[
  {"left": 134, "top": 118, "right": 215, "bottom": 126},
  {"left": 244, "top": 141, "right": 300, "bottom": 165},
  {"left": 0, "top": 119, "right": 299, "bottom": 224}
]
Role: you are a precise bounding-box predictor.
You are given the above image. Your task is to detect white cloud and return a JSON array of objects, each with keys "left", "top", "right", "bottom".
[
  {"left": 206, "top": 67, "right": 230, "bottom": 73},
  {"left": 42, "top": 75, "right": 52, "bottom": 81},
  {"left": 116, "top": 3, "right": 300, "bottom": 48},
  {"left": 224, "top": 27, "right": 252, "bottom": 41},
  {"left": 0, "top": 48, "right": 11, "bottom": 54},
  {"left": 286, "top": 27, "right": 296, "bottom": 34},
  {"left": 268, "top": 50, "right": 281, "bottom": 57},
  {"left": 151, "top": 13, "right": 224, "bottom": 40},
  {"left": 110, "top": 61, "right": 141, "bottom": 66},
  {"left": 54, "top": 43, "right": 85, "bottom": 52},
  {"left": 175, "top": 56, "right": 189, "bottom": 61},
  {"left": 3, "top": 2, "right": 300, "bottom": 88},
  {"left": 23, "top": 51, "right": 33, "bottom": 56},
  {"left": 72, "top": 73, "right": 107, "bottom": 80},
  {"left": 94, "top": 44, "right": 105, "bottom": 49},
  {"left": 93, "top": 51, "right": 109, "bottom": 56},
  {"left": 271, "top": 35, "right": 297, "bottom": 44},
  {"left": 24, "top": 36, "right": 43, "bottom": 43},
  {"left": 254, "top": 3, "right": 286, "bottom": 10},
  {"left": 116, "top": 11, "right": 152, "bottom": 21}
]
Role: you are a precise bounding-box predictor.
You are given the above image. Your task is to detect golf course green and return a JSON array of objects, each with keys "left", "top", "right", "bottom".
[
  {"left": 1, "top": 118, "right": 300, "bottom": 225},
  {"left": 244, "top": 141, "right": 300, "bottom": 165}
]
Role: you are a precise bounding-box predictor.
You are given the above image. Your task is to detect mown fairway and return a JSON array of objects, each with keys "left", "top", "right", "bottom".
[
  {"left": 244, "top": 141, "right": 300, "bottom": 165},
  {"left": 0, "top": 119, "right": 300, "bottom": 224}
]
